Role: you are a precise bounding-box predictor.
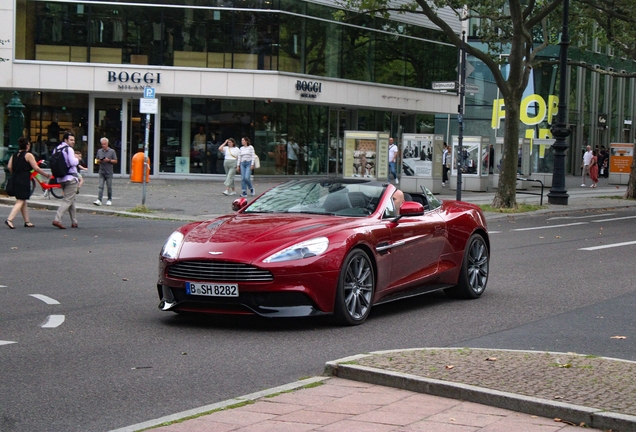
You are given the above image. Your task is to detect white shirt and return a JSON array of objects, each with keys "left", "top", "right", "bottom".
[
  {"left": 237, "top": 145, "right": 255, "bottom": 167},
  {"left": 388, "top": 144, "right": 398, "bottom": 163},
  {"left": 287, "top": 142, "right": 300, "bottom": 161},
  {"left": 583, "top": 150, "right": 593, "bottom": 166}
]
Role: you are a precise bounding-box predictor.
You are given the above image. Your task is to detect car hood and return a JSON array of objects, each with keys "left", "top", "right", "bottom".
[{"left": 178, "top": 213, "right": 350, "bottom": 262}]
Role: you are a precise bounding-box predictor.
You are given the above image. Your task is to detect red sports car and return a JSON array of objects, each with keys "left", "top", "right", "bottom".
[{"left": 157, "top": 179, "right": 489, "bottom": 325}]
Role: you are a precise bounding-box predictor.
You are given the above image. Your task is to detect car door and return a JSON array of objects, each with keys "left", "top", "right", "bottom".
[{"left": 385, "top": 207, "right": 447, "bottom": 292}]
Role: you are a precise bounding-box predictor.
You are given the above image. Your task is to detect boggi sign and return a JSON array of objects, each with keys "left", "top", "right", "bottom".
[
  {"left": 107, "top": 71, "right": 162, "bottom": 90},
  {"left": 296, "top": 80, "right": 322, "bottom": 99}
]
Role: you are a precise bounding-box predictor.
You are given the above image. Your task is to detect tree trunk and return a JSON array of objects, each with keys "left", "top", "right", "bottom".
[{"left": 492, "top": 99, "right": 521, "bottom": 208}]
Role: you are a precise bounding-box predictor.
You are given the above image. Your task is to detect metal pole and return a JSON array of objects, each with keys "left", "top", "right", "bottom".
[
  {"left": 142, "top": 113, "right": 150, "bottom": 206},
  {"left": 456, "top": 32, "right": 466, "bottom": 201},
  {"left": 548, "top": 0, "right": 570, "bottom": 205}
]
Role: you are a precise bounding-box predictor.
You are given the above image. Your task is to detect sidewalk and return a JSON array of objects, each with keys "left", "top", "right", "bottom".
[
  {"left": 1, "top": 173, "right": 632, "bottom": 223},
  {"left": 3, "top": 174, "right": 636, "bottom": 432}
]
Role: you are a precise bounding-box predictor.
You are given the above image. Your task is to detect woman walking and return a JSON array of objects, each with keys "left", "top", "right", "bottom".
[
  {"left": 219, "top": 138, "right": 240, "bottom": 195},
  {"left": 589, "top": 149, "right": 599, "bottom": 188},
  {"left": 5, "top": 137, "right": 52, "bottom": 228},
  {"left": 236, "top": 137, "right": 256, "bottom": 197}
]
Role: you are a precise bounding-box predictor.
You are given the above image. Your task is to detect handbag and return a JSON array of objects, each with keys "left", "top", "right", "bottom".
[
  {"left": 253, "top": 155, "right": 260, "bottom": 169},
  {"left": 5, "top": 174, "right": 15, "bottom": 197}
]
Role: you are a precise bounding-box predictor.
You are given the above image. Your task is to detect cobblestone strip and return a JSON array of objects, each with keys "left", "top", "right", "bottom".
[{"left": 352, "top": 348, "right": 636, "bottom": 417}]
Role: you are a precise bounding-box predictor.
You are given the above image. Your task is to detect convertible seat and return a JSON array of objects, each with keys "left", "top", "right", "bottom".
[
  {"left": 323, "top": 192, "right": 352, "bottom": 213},
  {"left": 348, "top": 192, "right": 368, "bottom": 209}
]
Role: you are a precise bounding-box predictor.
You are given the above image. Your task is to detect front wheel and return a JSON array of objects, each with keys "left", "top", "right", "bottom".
[
  {"left": 444, "top": 234, "right": 489, "bottom": 299},
  {"left": 333, "top": 249, "right": 375, "bottom": 326},
  {"left": 30, "top": 178, "right": 36, "bottom": 195}
]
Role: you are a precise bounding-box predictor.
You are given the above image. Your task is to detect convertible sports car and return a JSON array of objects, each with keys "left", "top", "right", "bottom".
[{"left": 157, "top": 179, "right": 489, "bottom": 325}]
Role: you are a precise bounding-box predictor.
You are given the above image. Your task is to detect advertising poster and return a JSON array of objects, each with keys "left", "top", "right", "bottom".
[
  {"left": 343, "top": 133, "right": 377, "bottom": 179},
  {"left": 401, "top": 134, "right": 445, "bottom": 178},
  {"left": 609, "top": 143, "right": 634, "bottom": 174}
]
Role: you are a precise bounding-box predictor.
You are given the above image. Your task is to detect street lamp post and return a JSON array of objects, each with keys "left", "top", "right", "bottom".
[
  {"left": 548, "top": 0, "right": 570, "bottom": 205},
  {"left": 456, "top": 31, "right": 466, "bottom": 201}
]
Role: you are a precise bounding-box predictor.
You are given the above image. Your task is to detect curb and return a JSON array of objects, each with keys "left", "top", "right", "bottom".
[
  {"left": 324, "top": 352, "right": 636, "bottom": 432},
  {"left": 108, "top": 376, "right": 329, "bottom": 432}
]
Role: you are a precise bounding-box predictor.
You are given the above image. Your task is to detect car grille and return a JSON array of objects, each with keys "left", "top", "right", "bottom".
[{"left": 167, "top": 261, "right": 273, "bottom": 282}]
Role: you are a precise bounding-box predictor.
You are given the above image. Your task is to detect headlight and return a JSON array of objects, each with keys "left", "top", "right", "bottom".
[
  {"left": 161, "top": 231, "right": 184, "bottom": 259},
  {"left": 263, "top": 237, "right": 329, "bottom": 263}
]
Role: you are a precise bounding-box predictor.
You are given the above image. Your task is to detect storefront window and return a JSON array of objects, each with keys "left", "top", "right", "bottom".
[{"left": 1, "top": 91, "right": 88, "bottom": 161}]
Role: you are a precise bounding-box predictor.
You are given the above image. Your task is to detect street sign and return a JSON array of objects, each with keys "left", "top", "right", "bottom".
[
  {"left": 140, "top": 98, "right": 158, "bottom": 114},
  {"left": 143, "top": 87, "right": 156, "bottom": 98},
  {"left": 432, "top": 81, "right": 457, "bottom": 91},
  {"left": 465, "top": 83, "right": 481, "bottom": 93}
]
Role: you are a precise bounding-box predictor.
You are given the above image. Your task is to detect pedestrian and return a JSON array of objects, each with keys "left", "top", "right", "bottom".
[
  {"left": 388, "top": 137, "right": 398, "bottom": 184},
  {"left": 52, "top": 132, "right": 80, "bottom": 229},
  {"left": 442, "top": 142, "right": 450, "bottom": 187},
  {"left": 4, "top": 137, "right": 52, "bottom": 229},
  {"left": 600, "top": 146, "right": 609, "bottom": 178},
  {"left": 589, "top": 149, "right": 599, "bottom": 188},
  {"left": 286, "top": 137, "right": 300, "bottom": 175},
  {"left": 236, "top": 136, "right": 256, "bottom": 197},
  {"left": 219, "top": 138, "right": 239, "bottom": 195},
  {"left": 93, "top": 137, "right": 118, "bottom": 206},
  {"left": 581, "top": 145, "right": 592, "bottom": 187}
]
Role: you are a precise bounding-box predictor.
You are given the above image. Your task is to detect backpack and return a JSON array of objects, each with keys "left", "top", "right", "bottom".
[{"left": 50, "top": 145, "right": 70, "bottom": 178}]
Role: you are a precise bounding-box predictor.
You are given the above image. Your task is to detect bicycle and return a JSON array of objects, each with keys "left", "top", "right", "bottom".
[{"left": 30, "top": 160, "right": 63, "bottom": 199}]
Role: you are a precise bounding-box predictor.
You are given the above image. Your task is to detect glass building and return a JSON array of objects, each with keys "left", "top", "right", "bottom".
[{"left": 0, "top": 0, "right": 461, "bottom": 178}]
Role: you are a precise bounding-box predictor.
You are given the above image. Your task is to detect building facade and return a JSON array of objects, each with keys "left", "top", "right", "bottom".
[{"left": 0, "top": 0, "right": 462, "bottom": 178}]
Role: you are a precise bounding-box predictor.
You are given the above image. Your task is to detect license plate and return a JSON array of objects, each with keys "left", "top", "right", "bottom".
[{"left": 186, "top": 282, "right": 239, "bottom": 297}]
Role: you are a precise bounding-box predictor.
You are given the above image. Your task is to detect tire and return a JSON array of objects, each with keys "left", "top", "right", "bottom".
[
  {"left": 333, "top": 249, "right": 375, "bottom": 325},
  {"left": 30, "top": 178, "right": 36, "bottom": 196},
  {"left": 444, "top": 234, "right": 489, "bottom": 299},
  {"left": 50, "top": 186, "right": 64, "bottom": 199}
]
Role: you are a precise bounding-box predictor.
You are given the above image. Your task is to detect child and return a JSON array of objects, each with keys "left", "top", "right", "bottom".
[{"left": 74, "top": 151, "right": 88, "bottom": 192}]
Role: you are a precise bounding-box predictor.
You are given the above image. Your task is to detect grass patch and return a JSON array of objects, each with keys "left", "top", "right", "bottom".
[
  {"left": 265, "top": 380, "right": 324, "bottom": 398},
  {"left": 128, "top": 205, "right": 153, "bottom": 213},
  {"left": 140, "top": 400, "right": 254, "bottom": 430},
  {"left": 480, "top": 203, "right": 546, "bottom": 213}
]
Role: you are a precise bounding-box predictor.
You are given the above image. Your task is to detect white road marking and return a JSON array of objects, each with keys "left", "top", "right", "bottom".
[
  {"left": 41, "top": 315, "right": 65, "bottom": 328},
  {"left": 579, "top": 241, "right": 636, "bottom": 251},
  {"left": 29, "top": 294, "right": 60, "bottom": 305},
  {"left": 488, "top": 231, "right": 502, "bottom": 234},
  {"left": 0, "top": 341, "right": 17, "bottom": 346},
  {"left": 547, "top": 213, "right": 614, "bottom": 221},
  {"left": 591, "top": 215, "right": 636, "bottom": 223},
  {"left": 512, "top": 222, "right": 589, "bottom": 231},
  {"left": 0, "top": 285, "right": 7, "bottom": 288}
]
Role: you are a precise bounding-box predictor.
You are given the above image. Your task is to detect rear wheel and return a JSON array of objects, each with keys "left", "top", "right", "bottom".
[
  {"left": 50, "top": 186, "right": 64, "bottom": 199},
  {"left": 30, "top": 178, "right": 36, "bottom": 196},
  {"left": 333, "top": 249, "right": 375, "bottom": 325},
  {"left": 444, "top": 234, "right": 489, "bottom": 299}
]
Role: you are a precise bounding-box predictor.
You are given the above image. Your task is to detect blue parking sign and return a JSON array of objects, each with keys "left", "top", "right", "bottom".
[{"left": 144, "top": 87, "right": 155, "bottom": 98}]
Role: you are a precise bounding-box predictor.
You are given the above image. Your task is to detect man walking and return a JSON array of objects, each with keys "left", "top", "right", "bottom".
[
  {"left": 581, "top": 145, "right": 592, "bottom": 187},
  {"left": 442, "top": 142, "right": 450, "bottom": 187},
  {"left": 52, "top": 132, "right": 80, "bottom": 229},
  {"left": 94, "top": 137, "right": 118, "bottom": 206},
  {"left": 388, "top": 137, "right": 398, "bottom": 184}
]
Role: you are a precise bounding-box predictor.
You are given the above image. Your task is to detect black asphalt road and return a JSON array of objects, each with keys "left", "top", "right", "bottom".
[{"left": 1, "top": 206, "right": 635, "bottom": 431}]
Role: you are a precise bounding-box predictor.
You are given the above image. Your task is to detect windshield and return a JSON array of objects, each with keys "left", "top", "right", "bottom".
[{"left": 245, "top": 180, "right": 386, "bottom": 217}]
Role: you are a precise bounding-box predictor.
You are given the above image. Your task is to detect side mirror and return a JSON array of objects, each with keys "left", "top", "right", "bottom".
[
  {"left": 400, "top": 201, "right": 425, "bottom": 216},
  {"left": 232, "top": 197, "right": 248, "bottom": 212}
]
